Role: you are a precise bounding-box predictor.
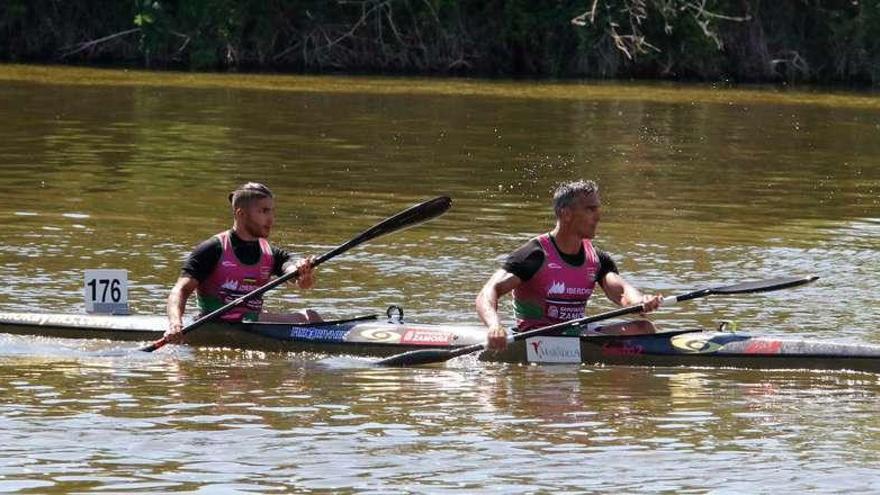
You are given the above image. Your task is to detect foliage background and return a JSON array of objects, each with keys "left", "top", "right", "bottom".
[{"left": 1, "top": 0, "right": 878, "bottom": 85}]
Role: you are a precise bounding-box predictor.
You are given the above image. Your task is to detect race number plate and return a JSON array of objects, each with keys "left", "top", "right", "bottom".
[{"left": 84, "top": 269, "right": 129, "bottom": 314}]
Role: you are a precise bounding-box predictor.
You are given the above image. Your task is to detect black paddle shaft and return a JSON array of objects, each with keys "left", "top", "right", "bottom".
[
  {"left": 374, "top": 274, "right": 819, "bottom": 367},
  {"left": 141, "top": 196, "right": 453, "bottom": 352}
]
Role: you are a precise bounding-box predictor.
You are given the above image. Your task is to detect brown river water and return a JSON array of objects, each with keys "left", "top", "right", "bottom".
[{"left": 0, "top": 65, "right": 879, "bottom": 493}]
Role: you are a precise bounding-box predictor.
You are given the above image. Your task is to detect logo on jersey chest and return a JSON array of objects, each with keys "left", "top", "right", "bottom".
[{"left": 547, "top": 280, "right": 591, "bottom": 296}]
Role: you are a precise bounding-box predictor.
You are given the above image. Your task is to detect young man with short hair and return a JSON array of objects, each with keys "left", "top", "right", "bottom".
[{"left": 165, "top": 182, "right": 319, "bottom": 342}]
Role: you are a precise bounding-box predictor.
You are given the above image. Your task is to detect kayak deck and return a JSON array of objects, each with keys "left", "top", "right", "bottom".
[{"left": 2, "top": 311, "right": 880, "bottom": 372}]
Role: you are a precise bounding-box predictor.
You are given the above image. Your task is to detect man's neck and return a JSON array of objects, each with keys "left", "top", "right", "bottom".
[
  {"left": 231, "top": 224, "right": 258, "bottom": 241},
  {"left": 549, "top": 226, "right": 584, "bottom": 255}
]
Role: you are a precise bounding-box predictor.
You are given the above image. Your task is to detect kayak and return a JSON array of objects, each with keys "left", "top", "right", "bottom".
[
  {"left": 2, "top": 311, "right": 880, "bottom": 372},
  {"left": 0, "top": 311, "right": 487, "bottom": 355}
]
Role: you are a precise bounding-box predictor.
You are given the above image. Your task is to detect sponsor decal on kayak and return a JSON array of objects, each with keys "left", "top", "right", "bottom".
[
  {"left": 0, "top": 313, "right": 150, "bottom": 330},
  {"left": 289, "top": 327, "right": 349, "bottom": 343},
  {"left": 601, "top": 341, "right": 645, "bottom": 357},
  {"left": 744, "top": 340, "right": 783, "bottom": 354},
  {"left": 671, "top": 334, "right": 723, "bottom": 354},
  {"left": 400, "top": 328, "right": 454, "bottom": 346},
  {"left": 526, "top": 336, "right": 581, "bottom": 363},
  {"left": 348, "top": 325, "right": 403, "bottom": 344}
]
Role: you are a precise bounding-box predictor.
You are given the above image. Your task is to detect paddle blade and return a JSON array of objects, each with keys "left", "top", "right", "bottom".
[
  {"left": 374, "top": 348, "right": 460, "bottom": 367},
  {"left": 711, "top": 275, "right": 819, "bottom": 295},
  {"left": 329, "top": 196, "right": 452, "bottom": 259},
  {"left": 140, "top": 337, "right": 167, "bottom": 353},
  {"left": 387, "top": 196, "right": 452, "bottom": 231}
]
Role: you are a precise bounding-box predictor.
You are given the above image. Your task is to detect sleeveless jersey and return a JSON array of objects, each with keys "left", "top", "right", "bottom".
[
  {"left": 512, "top": 234, "right": 599, "bottom": 330},
  {"left": 196, "top": 231, "right": 274, "bottom": 322}
]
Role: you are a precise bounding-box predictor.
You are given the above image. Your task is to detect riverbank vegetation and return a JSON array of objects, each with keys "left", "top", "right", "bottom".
[{"left": 2, "top": 0, "right": 878, "bottom": 85}]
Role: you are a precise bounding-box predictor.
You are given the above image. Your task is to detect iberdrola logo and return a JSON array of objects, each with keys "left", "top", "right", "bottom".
[{"left": 548, "top": 281, "right": 566, "bottom": 295}]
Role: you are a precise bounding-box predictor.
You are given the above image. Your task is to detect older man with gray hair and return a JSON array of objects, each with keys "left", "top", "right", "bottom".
[{"left": 476, "top": 180, "right": 663, "bottom": 351}]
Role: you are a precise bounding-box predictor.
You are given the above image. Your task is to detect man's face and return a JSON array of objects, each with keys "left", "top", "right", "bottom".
[
  {"left": 237, "top": 197, "right": 275, "bottom": 238},
  {"left": 563, "top": 192, "right": 601, "bottom": 239}
]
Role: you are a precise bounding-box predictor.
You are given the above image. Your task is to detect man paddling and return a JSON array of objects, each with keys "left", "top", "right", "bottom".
[
  {"left": 165, "top": 182, "right": 319, "bottom": 343},
  {"left": 476, "top": 180, "right": 663, "bottom": 351}
]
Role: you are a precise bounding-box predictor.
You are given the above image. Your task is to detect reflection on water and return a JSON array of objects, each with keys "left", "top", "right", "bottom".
[
  {"left": 1, "top": 66, "right": 880, "bottom": 491},
  {"left": 3, "top": 349, "right": 880, "bottom": 492}
]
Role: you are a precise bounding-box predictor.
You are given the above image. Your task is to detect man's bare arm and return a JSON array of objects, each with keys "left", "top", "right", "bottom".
[
  {"left": 166, "top": 276, "right": 199, "bottom": 340},
  {"left": 600, "top": 272, "right": 662, "bottom": 312},
  {"left": 475, "top": 269, "right": 522, "bottom": 350}
]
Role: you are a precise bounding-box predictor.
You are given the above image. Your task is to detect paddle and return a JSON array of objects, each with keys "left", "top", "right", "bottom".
[
  {"left": 374, "top": 275, "right": 819, "bottom": 367},
  {"left": 141, "top": 195, "right": 453, "bottom": 352}
]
